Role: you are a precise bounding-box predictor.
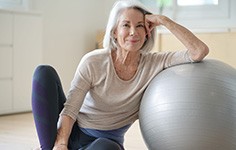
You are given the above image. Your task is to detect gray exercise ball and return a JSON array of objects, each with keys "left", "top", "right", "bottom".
[{"left": 139, "top": 59, "right": 236, "bottom": 150}]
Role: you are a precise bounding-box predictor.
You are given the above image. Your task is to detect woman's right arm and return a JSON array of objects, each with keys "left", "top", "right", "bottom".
[
  {"left": 52, "top": 52, "right": 93, "bottom": 149},
  {"left": 53, "top": 115, "right": 75, "bottom": 150}
]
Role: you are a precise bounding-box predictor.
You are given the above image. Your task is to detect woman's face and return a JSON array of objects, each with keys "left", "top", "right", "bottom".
[{"left": 114, "top": 8, "right": 147, "bottom": 52}]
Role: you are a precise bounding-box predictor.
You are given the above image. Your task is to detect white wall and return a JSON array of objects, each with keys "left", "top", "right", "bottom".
[{"left": 31, "top": 0, "right": 116, "bottom": 91}]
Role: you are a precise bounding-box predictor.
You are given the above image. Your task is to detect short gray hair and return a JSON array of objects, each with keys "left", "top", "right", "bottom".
[{"left": 103, "top": 0, "right": 156, "bottom": 53}]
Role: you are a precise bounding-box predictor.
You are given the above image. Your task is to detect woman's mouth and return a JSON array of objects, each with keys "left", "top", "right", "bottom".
[{"left": 128, "top": 39, "right": 139, "bottom": 43}]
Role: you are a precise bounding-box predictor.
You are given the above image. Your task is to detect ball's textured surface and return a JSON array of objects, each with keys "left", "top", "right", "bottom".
[{"left": 139, "top": 59, "right": 236, "bottom": 150}]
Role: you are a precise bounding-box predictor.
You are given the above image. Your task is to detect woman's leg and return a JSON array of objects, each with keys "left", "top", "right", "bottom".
[
  {"left": 31, "top": 65, "right": 66, "bottom": 150},
  {"left": 31, "top": 65, "right": 123, "bottom": 150}
]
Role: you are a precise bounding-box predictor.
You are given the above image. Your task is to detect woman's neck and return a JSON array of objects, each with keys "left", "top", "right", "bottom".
[
  {"left": 111, "top": 48, "right": 141, "bottom": 81},
  {"left": 113, "top": 48, "right": 140, "bottom": 66}
]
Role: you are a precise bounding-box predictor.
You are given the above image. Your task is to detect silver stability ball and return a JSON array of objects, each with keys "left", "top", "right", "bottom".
[{"left": 139, "top": 59, "right": 236, "bottom": 150}]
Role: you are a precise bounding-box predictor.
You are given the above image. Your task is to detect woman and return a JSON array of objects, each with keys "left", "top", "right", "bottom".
[{"left": 32, "top": 0, "right": 209, "bottom": 150}]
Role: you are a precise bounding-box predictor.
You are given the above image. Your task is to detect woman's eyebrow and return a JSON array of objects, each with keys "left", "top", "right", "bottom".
[
  {"left": 121, "top": 20, "right": 130, "bottom": 23},
  {"left": 120, "top": 20, "right": 144, "bottom": 24},
  {"left": 124, "top": 20, "right": 144, "bottom": 23}
]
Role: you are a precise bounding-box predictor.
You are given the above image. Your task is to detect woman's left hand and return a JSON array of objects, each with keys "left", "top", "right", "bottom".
[{"left": 145, "top": 14, "right": 165, "bottom": 37}]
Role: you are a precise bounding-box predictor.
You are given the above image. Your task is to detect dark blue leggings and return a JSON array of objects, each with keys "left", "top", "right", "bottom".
[{"left": 31, "top": 65, "right": 123, "bottom": 150}]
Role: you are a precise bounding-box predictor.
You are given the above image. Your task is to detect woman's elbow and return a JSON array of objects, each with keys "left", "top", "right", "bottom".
[{"left": 191, "top": 45, "right": 209, "bottom": 62}]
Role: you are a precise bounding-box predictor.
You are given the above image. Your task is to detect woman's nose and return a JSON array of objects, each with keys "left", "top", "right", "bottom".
[{"left": 130, "top": 28, "right": 136, "bottom": 36}]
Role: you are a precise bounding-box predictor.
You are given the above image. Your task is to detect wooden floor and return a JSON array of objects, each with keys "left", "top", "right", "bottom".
[{"left": 0, "top": 112, "right": 147, "bottom": 150}]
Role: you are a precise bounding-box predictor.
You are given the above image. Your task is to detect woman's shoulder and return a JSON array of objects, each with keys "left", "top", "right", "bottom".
[
  {"left": 84, "top": 48, "right": 109, "bottom": 58},
  {"left": 80, "top": 48, "right": 110, "bottom": 65}
]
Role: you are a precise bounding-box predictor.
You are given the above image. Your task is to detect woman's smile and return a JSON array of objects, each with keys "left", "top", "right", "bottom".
[{"left": 127, "top": 38, "right": 140, "bottom": 43}]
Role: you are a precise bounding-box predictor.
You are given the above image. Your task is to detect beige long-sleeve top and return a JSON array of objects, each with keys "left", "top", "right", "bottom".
[{"left": 61, "top": 48, "right": 193, "bottom": 130}]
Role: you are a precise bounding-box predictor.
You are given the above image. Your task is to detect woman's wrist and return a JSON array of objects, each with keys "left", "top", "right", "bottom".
[
  {"left": 56, "top": 143, "right": 67, "bottom": 146},
  {"left": 53, "top": 143, "right": 68, "bottom": 150},
  {"left": 159, "top": 15, "right": 172, "bottom": 27},
  {"left": 54, "top": 136, "right": 68, "bottom": 147}
]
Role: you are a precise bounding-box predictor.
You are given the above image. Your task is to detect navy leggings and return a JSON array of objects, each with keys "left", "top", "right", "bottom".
[{"left": 31, "top": 65, "right": 123, "bottom": 150}]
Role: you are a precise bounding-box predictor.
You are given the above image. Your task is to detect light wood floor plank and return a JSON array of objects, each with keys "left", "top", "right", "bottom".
[{"left": 0, "top": 113, "right": 147, "bottom": 150}]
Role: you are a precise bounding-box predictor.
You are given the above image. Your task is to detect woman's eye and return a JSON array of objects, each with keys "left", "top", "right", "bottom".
[
  {"left": 137, "top": 24, "right": 144, "bottom": 28},
  {"left": 122, "top": 24, "right": 129, "bottom": 27}
]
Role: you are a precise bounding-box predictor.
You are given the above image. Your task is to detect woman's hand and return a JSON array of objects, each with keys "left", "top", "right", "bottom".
[
  {"left": 145, "top": 14, "right": 166, "bottom": 38},
  {"left": 52, "top": 144, "right": 68, "bottom": 150}
]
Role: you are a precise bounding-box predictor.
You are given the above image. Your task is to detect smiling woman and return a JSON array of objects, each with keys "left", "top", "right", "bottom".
[{"left": 114, "top": 9, "right": 147, "bottom": 53}]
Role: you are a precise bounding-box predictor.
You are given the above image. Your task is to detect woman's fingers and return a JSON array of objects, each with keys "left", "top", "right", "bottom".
[
  {"left": 145, "top": 15, "right": 159, "bottom": 38},
  {"left": 145, "top": 21, "right": 151, "bottom": 38}
]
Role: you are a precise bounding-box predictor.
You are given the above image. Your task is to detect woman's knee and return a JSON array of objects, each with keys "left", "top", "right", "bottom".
[
  {"left": 34, "top": 65, "right": 56, "bottom": 78},
  {"left": 86, "top": 138, "right": 122, "bottom": 150},
  {"left": 33, "top": 65, "right": 62, "bottom": 85}
]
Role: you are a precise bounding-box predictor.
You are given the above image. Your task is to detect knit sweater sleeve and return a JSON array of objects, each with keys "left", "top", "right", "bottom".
[
  {"left": 163, "top": 50, "right": 194, "bottom": 68},
  {"left": 152, "top": 50, "right": 194, "bottom": 69},
  {"left": 60, "top": 53, "right": 92, "bottom": 121}
]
